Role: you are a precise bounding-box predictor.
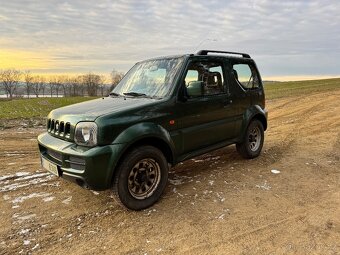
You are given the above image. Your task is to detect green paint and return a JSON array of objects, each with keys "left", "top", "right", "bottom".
[{"left": 37, "top": 52, "right": 268, "bottom": 190}]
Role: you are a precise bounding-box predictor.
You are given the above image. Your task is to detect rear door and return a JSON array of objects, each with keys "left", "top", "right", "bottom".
[
  {"left": 232, "top": 61, "right": 262, "bottom": 103},
  {"left": 227, "top": 59, "right": 263, "bottom": 134}
]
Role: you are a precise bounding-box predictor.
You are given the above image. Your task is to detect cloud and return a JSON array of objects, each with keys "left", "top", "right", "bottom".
[{"left": 0, "top": 0, "right": 339, "bottom": 78}]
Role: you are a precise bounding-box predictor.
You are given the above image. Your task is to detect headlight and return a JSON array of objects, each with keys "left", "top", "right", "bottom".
[{"left": 74, "top": 122, "right": 98, "bottom": 147}]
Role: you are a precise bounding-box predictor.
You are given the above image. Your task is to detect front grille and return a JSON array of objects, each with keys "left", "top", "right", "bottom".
[
  {"left": 47, "top": 118, "right": 71, "bottom": 138},
  {"left": 43, "top": 146, "right": 85, "bottom": 169},
  {"left": 66, "top": 156, "right": 86, "bottom": 171},
  {"left": 46, "top": 149, "right": 62, "bottom": 163}
]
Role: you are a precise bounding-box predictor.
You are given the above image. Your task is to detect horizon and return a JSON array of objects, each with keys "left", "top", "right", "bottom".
[
  {"left": 1, "top": 70, "right": 340, "bottom": 84},
  {"left": 1, "top": 1, "right": 340, "bottom": 81},
  {"left": 1, "top": 66, "right": 340, "bottom": 83}
]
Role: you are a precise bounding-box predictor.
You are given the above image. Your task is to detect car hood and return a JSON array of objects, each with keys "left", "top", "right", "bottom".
[{"left": 48, "top": 97, "right": 158, "bottom": 123}]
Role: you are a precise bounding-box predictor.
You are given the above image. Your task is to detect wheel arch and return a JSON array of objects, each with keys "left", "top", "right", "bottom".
[
  {"left": 239, "top": 105, "right": 267, "bottom": 141},
  {"left": 252, "top": 113, "right": 267, "bottom": 131},
  {"left": 120, "top": 136, "right": 174, "bottom": 165},
  {"left": 109, "top": 122, "right": 176, "bottom": 186}
]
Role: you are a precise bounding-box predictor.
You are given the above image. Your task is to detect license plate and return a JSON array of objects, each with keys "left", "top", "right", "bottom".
[{"left": 41, "top": 157, "right": 59, "bottom": 176}]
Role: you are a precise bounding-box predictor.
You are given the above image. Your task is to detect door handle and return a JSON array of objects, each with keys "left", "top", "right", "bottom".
[{"left": 223, "top": 99, "right": 233, "bottom": 107}]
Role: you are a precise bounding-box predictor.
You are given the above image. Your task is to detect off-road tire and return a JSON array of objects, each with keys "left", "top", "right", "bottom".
[
  {"left": 112, "top": 145, "right": 168, "bottom": 210},
  {"left": 236, "top": 119, "right": 264, "bottom": 159}
]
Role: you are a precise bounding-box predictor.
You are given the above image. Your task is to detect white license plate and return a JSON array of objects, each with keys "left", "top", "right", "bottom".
[{"left": 41, "top": 157, "right": 59, "bottom": 176}]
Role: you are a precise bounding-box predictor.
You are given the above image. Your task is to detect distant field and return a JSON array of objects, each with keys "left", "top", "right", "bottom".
[
  {"left": 0, "top": 78, "right": 339, "bottom": 120},
  {"left": 0, "top": 97, "right": 96, "bottom": 120},
  {"left": 264, "top": 78, "right": 340, "bottom": 99}
]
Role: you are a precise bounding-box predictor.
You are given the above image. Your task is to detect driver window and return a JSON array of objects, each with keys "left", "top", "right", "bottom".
[
  {"left": 185, "top": 70, "right": 199, "bottom": 84},
  {"left": 184, "top": 61, "right": 224, "bottom": 97}
]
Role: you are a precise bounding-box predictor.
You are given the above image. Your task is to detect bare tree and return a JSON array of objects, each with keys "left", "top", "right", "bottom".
[
  {"left": 98, "top": 75, "right": 108, "bottom": 97},
  {"left": 0, "top": 69, "right": 22, "bottom": 99},
  {"left": 58, "top": 75, "right": 69, "bottom": 97},
  {"left": 83, "top": 73, "right": 101, "bottom": 96},
  {"left": 77, "top": 75, "right": 85, "bottom": 96},
  {"left": 48, "top": 75, "right": 62, "bottom": 97},
  {"left": 39, "top": 76, "right": 46, "bottom": 96},
  {"left": 67, "top": 76, "right": 74, "bottom": 97},
  {"left": 68, "top": 76, "right": 81, "bottom": 97},
  {"left": 110, "top": 69, "right": 124, "bottom": 91},
  {"left": 24, "top": 71, "right": 33, "bottom": 98},
  {"left": 31, "top": 75, "right": 41, "bottom": 97},
  {"left": 48, "top": 76, "right": 56, "bottom": 97},
  {"left": 55, "top": 75, "right": 64, "bottom": 97}
]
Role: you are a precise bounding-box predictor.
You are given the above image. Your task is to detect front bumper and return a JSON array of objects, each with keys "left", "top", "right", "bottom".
[{"left": 38, "top": 132, "right": 125, "bottom": 190}]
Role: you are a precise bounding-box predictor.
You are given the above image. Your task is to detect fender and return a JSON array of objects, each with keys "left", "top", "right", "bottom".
[
  {"left": 112, "top": 122, "right": 176, "bottom": 161},
  {"left": 238, "top": 105, "right": 268, "bottom": 141}
]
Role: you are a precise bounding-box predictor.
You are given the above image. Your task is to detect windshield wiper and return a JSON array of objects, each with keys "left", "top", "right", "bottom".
[
  {"left": 123, "top": 92, "right": 147, "bottom": 97},
  {"left": 109, "top": 92, "right": 121, "bottom": 97}
]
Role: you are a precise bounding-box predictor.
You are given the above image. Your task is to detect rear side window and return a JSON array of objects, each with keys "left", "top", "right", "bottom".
[{"left": 232, "top": 63, "right": 260, "bottom": 90}]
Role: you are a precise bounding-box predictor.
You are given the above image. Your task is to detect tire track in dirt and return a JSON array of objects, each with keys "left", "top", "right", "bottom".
[
  {"left": 266, "top": 90, "right": 340, "bottom": 162},
  {"left": 1, "top": 91, "right": 340, "bottom": 254}
]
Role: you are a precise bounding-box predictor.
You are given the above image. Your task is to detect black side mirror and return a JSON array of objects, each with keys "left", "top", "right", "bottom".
[{"left": 187, "top": 81, "right": 203, "bottom": 97}]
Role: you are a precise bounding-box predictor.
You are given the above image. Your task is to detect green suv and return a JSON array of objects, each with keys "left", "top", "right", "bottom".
[{"left": 38, "top": 50, "right": 268, "bottom": 210}]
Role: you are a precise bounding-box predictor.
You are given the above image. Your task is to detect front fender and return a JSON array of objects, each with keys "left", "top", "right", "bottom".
[{"left": 112, "top": 122, "right": 175, "bottom": 159}]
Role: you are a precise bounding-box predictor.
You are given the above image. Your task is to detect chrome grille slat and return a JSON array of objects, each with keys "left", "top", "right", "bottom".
[
  {"left": 47, "top": 118, "right": 71, "bottom": 138},
  {"left": 60, "top": 121, "right": 65, "bottom": 134}
]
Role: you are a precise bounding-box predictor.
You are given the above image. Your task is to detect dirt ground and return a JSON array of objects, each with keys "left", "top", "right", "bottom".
[{"left": 0, "top": 90, "right": 339, "bottom": 255}]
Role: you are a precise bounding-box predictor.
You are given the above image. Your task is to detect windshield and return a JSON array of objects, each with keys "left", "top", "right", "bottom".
[{"left": 112, "top": 57, "right": 184, "bottom": 98}]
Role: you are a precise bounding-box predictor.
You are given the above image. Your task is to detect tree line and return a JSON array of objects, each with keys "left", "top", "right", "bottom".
[{"left": 0, "top": 69, "right": 124, "bottom": 99}]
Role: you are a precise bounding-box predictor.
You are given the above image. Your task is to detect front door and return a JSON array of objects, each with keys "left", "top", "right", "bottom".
[{"left": 176, "top": 58, "right": 238, "bottom": 154}]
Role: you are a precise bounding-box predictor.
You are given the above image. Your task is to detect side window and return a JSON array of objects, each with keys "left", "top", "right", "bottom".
[
  {"left": 232, "top": 63, "right": 259, "bottom": 89},
  {"left": 185, "top": 70, "right": 199, "bottom": 84},
  {"left": 184, "top": 61, "right": 225, "bottom": 97}
]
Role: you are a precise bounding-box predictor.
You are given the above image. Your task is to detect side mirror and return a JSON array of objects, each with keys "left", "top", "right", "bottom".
[{"left": 187, "top": 81, "right": 203, "bottom": 97}]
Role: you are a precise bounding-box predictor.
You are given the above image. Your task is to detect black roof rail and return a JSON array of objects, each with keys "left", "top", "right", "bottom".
[{"left": 196, "top": 50, "right": 251, "bottom": 58}]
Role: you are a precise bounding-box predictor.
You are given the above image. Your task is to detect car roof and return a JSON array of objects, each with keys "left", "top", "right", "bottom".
[{"left": 141, "top": 50, "right": 252, "bottom": 63}]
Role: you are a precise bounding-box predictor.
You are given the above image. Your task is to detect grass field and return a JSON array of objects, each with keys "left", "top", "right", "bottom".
[
  {"left": 0, "top": 97, "right": 96, "bottom": 119},
  {"left": 264, "top": 77, "right": 340, "bottom": 99},
  {"left": 0, "top": 78, "right": 339, "bottom": 120}
]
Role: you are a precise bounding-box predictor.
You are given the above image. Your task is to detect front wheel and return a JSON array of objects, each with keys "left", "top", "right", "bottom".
[
  {"left": 236, "top": 119, "right": 264, "bottom": 159},
  {"left": 112, "top": 146, "right": 169, "bottom": 210}
]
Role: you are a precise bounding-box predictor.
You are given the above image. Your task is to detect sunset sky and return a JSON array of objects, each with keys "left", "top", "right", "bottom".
[{"left": 1, "top": 0, "right": 340, "bottom": 80}]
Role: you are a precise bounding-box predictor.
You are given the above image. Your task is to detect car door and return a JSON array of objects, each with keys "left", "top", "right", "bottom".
[
  {"left": 227, "top": 59, "right": 263, "bottom": 135},
  {"left": 176, "top": 57, "right": 238, "bottom": 154}
]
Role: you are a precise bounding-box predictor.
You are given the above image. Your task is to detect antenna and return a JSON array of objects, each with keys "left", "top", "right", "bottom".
[{"left": 193, "top": 38, "right": 218, "bottom": 53}]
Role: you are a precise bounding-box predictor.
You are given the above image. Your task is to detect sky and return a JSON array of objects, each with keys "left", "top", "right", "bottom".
[{"left": 0, "top": 0, "right": 340, "bottom": 81}]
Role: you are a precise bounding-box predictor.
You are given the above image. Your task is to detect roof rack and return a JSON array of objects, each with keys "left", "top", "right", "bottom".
[{"left": 196, "top": 50, "right": 251, "bottom": 58}]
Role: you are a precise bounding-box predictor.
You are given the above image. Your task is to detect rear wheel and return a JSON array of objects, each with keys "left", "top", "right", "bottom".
[
  {"left": 112, "top": 146, "right": 168, "bottom": 210},
  {"left": 236, "top": 119, "right": 264, "bottom": 159}
]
